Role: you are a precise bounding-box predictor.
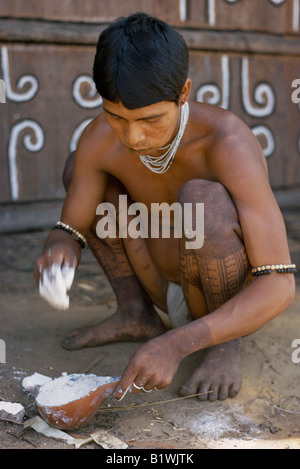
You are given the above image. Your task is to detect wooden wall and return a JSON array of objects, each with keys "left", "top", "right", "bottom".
[{"left": 0, "top": 0, "right": 300, "bottom": 204}]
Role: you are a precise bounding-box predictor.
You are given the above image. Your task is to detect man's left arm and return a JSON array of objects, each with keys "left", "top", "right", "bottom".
[{"left": 184, "top": 115, "right": 296, "bottom": 346}]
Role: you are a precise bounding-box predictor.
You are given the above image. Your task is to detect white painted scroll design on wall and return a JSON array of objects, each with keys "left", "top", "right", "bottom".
[
  {"left": 293, "top": 0, "right": 300, "bottom": 31},
  {"left": 1, "top": 46, "right": 45, "bottom": 200},
  {"left": 242, "top": 58, "right": 275, "bottom": 156},
  {"left": 1, "top": 46, "right": 38, "bottom": 102},
  {"left": 241, "top": 57, "right": 275, "bottom": 118},
  {"left": 269, "top": 0, "right": 285, "bottom": 5},
  {"left": 179, "top": 0, "right": 188, "bottom": 22},
  {"left": 69, "top": 118, "right": 93, "bottom": 152},
  {"left": 8, "top": 120, "right": 45, "bottom": 200},
  {"left": 196, "top": 55, "right": 230, "bottom": 110},
  {"left": 252, "top": 126, "right": 275, "bottom": 158},
  {"left": 72, "top": 75, "right": 102, "bottom": 109},
  {"left": 70, "top": 75, "right": 102, "bottom": 152},
  {"left": 196, "top": 55, "right": 276, "bottom": 157},
  {"left": 205, "top": 0, "right": 299, "bottom": 30}
]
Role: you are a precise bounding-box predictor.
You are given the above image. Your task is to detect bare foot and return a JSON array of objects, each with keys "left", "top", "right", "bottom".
[
  {"left": 62, "top": 304, "right": 167, "bottom": 350},
  {"left": 178, "top": 339, "right": 243, "bottom": 401}
]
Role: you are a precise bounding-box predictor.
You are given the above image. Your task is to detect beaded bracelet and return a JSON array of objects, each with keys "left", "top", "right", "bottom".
[
  {"left": 53, "top": 221, "right": 87, "bottom": 249},
  {"left": 252, "top": 264, "right": 297, "bottom": 276}
]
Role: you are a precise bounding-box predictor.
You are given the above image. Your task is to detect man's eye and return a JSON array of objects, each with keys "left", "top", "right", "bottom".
[{"left": 106, "top": 113, "right": 121, "bottom": 121}]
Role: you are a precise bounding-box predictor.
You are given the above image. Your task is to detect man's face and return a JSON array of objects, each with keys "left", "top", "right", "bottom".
[{"left": 103, "top": 99, "right": 181, "bottom": 155}]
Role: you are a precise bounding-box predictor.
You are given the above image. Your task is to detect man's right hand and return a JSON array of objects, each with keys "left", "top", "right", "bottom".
[{"left": 34, "top": 230, "right": 82, "bottom": 310}]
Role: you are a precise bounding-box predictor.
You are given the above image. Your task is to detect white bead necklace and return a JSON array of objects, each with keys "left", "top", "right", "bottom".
[{"left": 139, "top": 101, "right": 189, "bottom": 174}]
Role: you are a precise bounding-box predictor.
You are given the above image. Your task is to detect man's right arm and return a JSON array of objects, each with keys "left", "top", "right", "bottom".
[{"left": 34, "top": 120, "right": 108, "bottom": 284}]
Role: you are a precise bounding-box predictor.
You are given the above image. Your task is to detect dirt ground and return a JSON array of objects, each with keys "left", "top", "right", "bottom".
[{"left": 0, "top": 229, "right": 300, "bottom": 450}]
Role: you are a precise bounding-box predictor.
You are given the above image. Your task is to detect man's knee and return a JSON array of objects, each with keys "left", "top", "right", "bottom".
[
  {"left": 178, "top": 179, "right": 230, "bottom": 205},
  {"left": 177, "top": 179, "right": 241, "bottom": 240},
  {"left": 62, "top": 151, "right": 76, "bottom": 191}
]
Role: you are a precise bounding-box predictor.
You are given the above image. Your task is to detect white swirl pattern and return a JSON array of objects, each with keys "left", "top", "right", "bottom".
[
  {"left": 1, "top": 46, "right": 38, "bottom": 102},
  {"left": 8, "top": 120, "right": 45, "bottom": 200},
  {"left": 201, "top": 0, "right": 299, "bottom": 29},
  {"left": 72, "top": 75, "right": 102, "bottom": 109},
  {"left": 196, "top": 55, "right": 277, "bottom": 157}
]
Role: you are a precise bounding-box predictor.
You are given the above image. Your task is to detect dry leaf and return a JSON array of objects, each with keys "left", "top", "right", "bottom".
[
  {"left": 91, "top": 429, "right": 128, "bottom": 449},
  {"left": 24, "top": 416, "right": 78, "bottom": 445}
]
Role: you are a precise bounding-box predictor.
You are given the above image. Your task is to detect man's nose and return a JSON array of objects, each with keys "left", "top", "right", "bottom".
[{"left": 124, "top": 123, "right": 145, "bottom": 148}]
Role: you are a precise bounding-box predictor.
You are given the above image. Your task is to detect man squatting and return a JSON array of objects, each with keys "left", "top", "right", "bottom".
[{"left": 35, "top": 13, "right": 296, "bottom": 402}]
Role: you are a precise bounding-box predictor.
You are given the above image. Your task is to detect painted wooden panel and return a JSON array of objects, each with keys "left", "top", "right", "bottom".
[
  {"left": 0, "top": 0, "right": 299, "bottom": 34},
  {"left": 1, "top": 42, "right": 299, "bottom": 202},
  {"left": 190, "top": 52, "right": 300, "bottom": 187},
  {"left": 0, "top": 44, "right": 99, "bottom": 202},
  {"left": 0, "top": 0, "right": 299, "bottom": 202}
]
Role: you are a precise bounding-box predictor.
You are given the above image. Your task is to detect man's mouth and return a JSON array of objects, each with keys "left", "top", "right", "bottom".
[{"left": 127, "top": 146, "right": 151, "bottom": 153}]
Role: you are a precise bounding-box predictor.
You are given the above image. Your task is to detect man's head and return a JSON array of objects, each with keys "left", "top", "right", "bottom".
[{"left": 93, "top": 12, "right": 189, "bottom": 110}]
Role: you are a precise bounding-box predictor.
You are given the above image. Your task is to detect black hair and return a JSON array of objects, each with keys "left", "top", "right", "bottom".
[{"left": 93, "top": 12, "right": 189, "bottom": 109}]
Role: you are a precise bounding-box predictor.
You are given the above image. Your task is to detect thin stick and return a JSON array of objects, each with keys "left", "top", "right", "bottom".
[
  {"left": 98, "top": 391, "right": 212, "bottom": 413},
  {"left": 274, "top": 405, "right": 300, "bottom": 415}
]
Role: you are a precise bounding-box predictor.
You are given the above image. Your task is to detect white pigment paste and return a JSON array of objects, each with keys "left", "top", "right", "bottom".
[
  {"left": 0, "top": 401, "right": 25, "bottom": 415},
  {"left": 36, "top": 373, "right": 118, "bottom": 407},
  {"left": 22, "top": 372, "right": 52, "bottom": 395},
  {"left": 39, "top": 263, "right": 75, "bottom": 310}
]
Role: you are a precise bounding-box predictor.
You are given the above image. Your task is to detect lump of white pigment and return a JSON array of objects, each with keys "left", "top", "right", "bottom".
[
  {"left": 39, "top": 263, "right": 75, "bottom": 310},
  {"left": 22, "top": 372, "right": 53, "bottom": 397},
  {"left": 36, "top": 374, "right": 118, "bottom": 407},
  {"left": 0, "top": 401, "right": 25, "bottom": 423}
]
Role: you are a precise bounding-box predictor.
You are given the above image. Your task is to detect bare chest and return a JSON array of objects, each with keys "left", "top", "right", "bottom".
[{"left": 109, "top": 148, "right": 212, "bottom": 207}]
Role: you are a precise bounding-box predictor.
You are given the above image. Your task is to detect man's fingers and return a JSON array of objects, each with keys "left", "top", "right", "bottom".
[
  {"left": 113, "top": 359, "right": 150, "bottom": 400},
  {"left": 114, "top": 380, "right": 135, "bottom": 401},
  {"left": 114, "top": 384, "right": 133, "bottom": 401}
]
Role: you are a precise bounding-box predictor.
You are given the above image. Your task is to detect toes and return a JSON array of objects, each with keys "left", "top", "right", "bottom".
[
  {"left": 207, "top": 384, "right": 219, "bottom": 401},
  {"left": 179, "top": 377, "right": 216, "bottom": 401},
  {"left": 228, "top": 382, "right": 241, "bottom": 398},
  {"left": 178, "top": 382, "right": 198, "bottom": 398},
  {"left": 179, "top": 378, "right": 241, "bottom": 401},
  {"left": 198, "top": 381, "right": 212, "bottom": 401},
  {"left": 218, "top": 383, "right": 229, "bottom": 401},
  {"left": 62, "top": 330, "right": 90, "bottom": 350}
]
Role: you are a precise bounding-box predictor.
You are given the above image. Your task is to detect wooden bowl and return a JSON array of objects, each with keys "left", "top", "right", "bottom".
[{"left": 37, "top": 379, "right": 119, "bottom": 430}]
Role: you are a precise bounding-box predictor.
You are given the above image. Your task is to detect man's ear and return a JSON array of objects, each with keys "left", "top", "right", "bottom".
[{"left": 180, "top": 78, "right": 192, "bottom": 105}]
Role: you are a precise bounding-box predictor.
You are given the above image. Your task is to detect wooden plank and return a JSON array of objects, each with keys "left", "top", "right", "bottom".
[
  {"left": 1, "top": 19, "right": 300, "bottom": 57},
  {"left": 0, "top": 200, "right": 63, "bottom": 233},
  {"left": 212, "top": 0, "right": 299, "bottom": 35},
  {"left": 0, "top": 0, "right": 299, "bottom": 34},
  {"left": 0, "top": 0, "right": 155, "bottom": 23}
]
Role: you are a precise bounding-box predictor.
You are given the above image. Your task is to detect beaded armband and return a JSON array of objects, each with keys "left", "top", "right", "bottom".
[
  {"left": 251, "top": 264, "right": 297, "bottom": 276},
  {"left": 53, "top": 221, "right": 87, "bottom": 249}
]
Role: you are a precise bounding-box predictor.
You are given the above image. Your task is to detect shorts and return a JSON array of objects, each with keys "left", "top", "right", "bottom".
[{"left": 166, "top": 282, "right": 193, "bottom": 328}]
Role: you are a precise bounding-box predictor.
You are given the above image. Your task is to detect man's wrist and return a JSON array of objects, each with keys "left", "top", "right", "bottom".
[
  {"left": 165, "top": 319, "right": 213, "bottom": 361},
  {"left": 44, "top": 229, "right": 82, "bottom": 263}
]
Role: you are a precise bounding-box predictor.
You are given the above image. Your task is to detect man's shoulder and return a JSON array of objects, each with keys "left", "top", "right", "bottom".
[
  {"left": 192, "top": 101, "right": 255, "bottom": 162},
  {"left": 191, "top": 102, "right": 265, "bottom": 176},
  {"left": 81, "top": 112, "right": 113, "bottom": 146},
  {"left": 191, "top": 100, "right": 246, "bottom": 138},
  {"left": 76, "top": 111, "right": 118, "bottom": 161}
]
